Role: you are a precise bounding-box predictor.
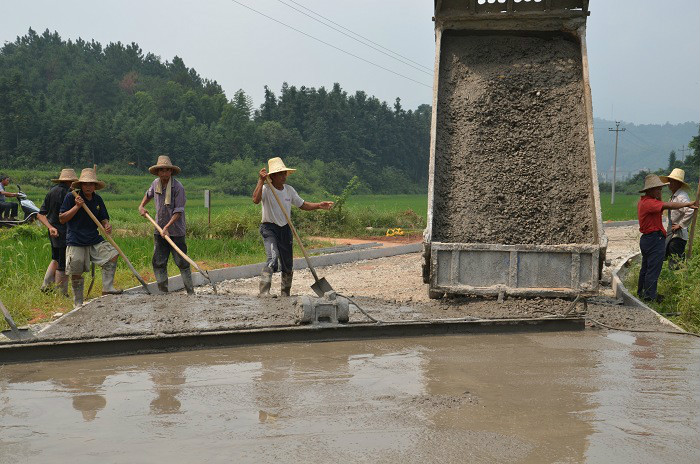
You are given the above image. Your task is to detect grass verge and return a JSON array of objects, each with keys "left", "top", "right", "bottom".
[
  {"left": 599, "top": 193, "right": 639, "bottom": 221},
  {"left": 624, "top": 253, "right": 700, "bottom": 334}
]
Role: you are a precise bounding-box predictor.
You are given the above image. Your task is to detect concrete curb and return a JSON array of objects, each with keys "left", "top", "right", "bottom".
[
  {"left": 612, "top": 252, "right": 686, "bottom": 332},
  {"left": 603, "top": 220, "right": 637, "bottom": 229},
  {"left": 1, "top": 316, "right": 584, "bottom": 363}
]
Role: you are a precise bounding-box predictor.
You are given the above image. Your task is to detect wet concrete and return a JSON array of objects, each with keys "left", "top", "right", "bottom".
[
  {"left": 2, "top": 331, "right": 698, "bottom": 463},
  {"left": 434, "top": 33, "right": 594, "bottom": 245},
  {"left": 27, "top": 287, "right": 665, "bottom": 343}
]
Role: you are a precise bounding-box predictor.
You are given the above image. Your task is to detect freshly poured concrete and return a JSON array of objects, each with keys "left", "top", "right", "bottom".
[
  {"left": 2, "top": 331, "right": 698, "bottom": 463},
  {"left": 434, "top": 34, "right": 594, "bottom": 245}
]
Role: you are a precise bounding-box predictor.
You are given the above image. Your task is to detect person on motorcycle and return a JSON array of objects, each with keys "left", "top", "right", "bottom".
[
  {"left": 37, "top": 169, "right": 78, "bottom": 296},
  {"left": 0, "top": 175, "right": 19, "bottom": 220}
]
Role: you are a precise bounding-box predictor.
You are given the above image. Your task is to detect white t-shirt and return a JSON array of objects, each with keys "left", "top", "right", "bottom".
[{"left": 261, "top": 184, "right": 304, "bottom": 226}]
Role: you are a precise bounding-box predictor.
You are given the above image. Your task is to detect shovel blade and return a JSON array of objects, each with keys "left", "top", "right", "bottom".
[
  {"left": 2, "top": 328, "right": 34, "bottom": 341},
  {"left": 311, "top": 277, "right": 334, "bottom": 297}
]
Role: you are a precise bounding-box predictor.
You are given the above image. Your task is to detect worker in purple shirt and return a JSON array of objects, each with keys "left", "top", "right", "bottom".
[{"left": 138, "top": 155, "right": 194, "bottom": 294}]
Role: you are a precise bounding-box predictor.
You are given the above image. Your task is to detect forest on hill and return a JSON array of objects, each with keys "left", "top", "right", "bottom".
[{"left": 0, "top": 29, "right": 430, "bottom": 194}]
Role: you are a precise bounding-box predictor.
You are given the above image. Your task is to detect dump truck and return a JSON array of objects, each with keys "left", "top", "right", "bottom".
[{"left": 423, "top": 0, "right": 607, "bottom": 299}]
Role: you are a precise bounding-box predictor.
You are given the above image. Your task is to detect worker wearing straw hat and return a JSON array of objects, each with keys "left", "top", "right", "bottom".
[
  {"left": 636, "top": 174, "right": 698, "bottom": 302},
  {"left": 252, "top": 157, "right": 334, "bottom": 297},
  {"left": 138, "top": 155, "right": 194, "bottom": 295},
  {"left": 659, "top": 168, "right": 695, "bottom": 269},
  {"left": 36, "top": 168, "right": 78, "bottom": 296},
  {"left": 59, "top": 168, "right": 121, "bottom": 308}
]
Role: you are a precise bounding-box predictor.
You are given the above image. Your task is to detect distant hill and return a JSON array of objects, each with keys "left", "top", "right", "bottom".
[{"left": 593, "top": 118, "right": 698, "bottom": 181}]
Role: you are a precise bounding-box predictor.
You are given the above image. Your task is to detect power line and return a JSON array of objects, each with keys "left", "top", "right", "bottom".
[
  {"left": 230, "top": 0, "right": 433, "bottom": 89},
  {"left": 280, "top": 0, "right": 433, "bottom": 73}
]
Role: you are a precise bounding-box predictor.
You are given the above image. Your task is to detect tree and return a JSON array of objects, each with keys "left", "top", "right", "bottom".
[
  {"left": 667, "top": 149, "right": 677, "bottom": 171},
  {"left": 0, "top": 30, "right": 431, "bottom": 193}
]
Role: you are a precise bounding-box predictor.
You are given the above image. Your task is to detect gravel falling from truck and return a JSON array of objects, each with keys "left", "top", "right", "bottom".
[{"left": 433, "top": 34, "right": 595, "bottom": 245}]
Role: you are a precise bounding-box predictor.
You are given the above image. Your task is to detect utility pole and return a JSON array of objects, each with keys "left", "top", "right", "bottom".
[
  {"left": 679, "top": 146, "right": 689, "bottom": 162},
  {"left": 609, "top": 121, "right": 626, "bottom": 204}
]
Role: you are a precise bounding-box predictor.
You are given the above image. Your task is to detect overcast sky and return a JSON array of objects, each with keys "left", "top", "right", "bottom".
[{"left": 2, "top": 0, "right": 698, "bottom": 124}]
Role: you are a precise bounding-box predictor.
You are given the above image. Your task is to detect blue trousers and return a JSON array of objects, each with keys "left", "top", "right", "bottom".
[
  {"left": 260, "top": 223, "right": 293, "bottom": 274},
  {"left": 637, "top": 231, "right": 665, "bottom": 300}
]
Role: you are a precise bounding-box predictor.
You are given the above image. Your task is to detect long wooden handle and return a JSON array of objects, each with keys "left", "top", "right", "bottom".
[
  {"left": 264, "top": 177, "right": 320, "bottom": 281},
  {"left": 143, "top": 212, "right": 207, "bottom": 277},
  {"left": 71, "top": 191, "right": 151, "bottom": 293},
  {"left": 687, "top": 181, "right": 700, "bottom": 259}
]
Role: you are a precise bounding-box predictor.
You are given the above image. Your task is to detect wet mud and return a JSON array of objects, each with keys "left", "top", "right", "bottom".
[
  {"left": 2, "top": 332, "right": 698, "bottom": 463},
  {"left": 434, "top": 34, "right": 594, "bottom": 245}
]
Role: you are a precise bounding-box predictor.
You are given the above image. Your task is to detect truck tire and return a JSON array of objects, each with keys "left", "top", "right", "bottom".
[{"left": 428, "top": 289, "right": 444, "bottom": 300}]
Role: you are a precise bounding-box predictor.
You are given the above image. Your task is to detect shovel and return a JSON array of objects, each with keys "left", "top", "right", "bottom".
[
  {"left": 142, "top": 211, "right": 217, "bottom": 293},
  {"left": 264, "top": 177, "right": 333, "bottom": 297},
  {"left": 1, "top": 299, "right": 33, "bottom": 340}
]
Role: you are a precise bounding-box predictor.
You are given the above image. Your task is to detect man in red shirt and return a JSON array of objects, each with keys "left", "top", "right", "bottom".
[{"left": 637, "top": 174, "right": 698, "bottom": 302}]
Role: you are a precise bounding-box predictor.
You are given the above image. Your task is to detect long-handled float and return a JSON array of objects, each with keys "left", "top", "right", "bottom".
[
  {"left": 71, "top": 190, "right": 151, "bottom": 294},
  {"left": 142, "top": 211, "right": 217, "bottom": 293},
  {"left": 264, "top": 177, "right": 333, "bottom": 297}
]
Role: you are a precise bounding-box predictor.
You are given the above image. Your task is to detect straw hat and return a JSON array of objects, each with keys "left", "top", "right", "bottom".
[
  {"left": 51, "top": 168, "right": 79, "bottom": 183},
  {"left": 659, "top": 168, "right": 690, "bottom": 190},
  {"left": 639, "top": 174, "right": 668, "bottom": 193},
  {"left": 267, "top": 157, "right": 296, "bottom": 176},
  {"left": 149, "top": 155, "right": 181, "bottom": 175},
  {"left": 71, "top": 168, "right": 106, "bottom": 190}
]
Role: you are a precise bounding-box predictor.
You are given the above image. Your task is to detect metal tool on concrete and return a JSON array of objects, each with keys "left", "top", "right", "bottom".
[
  {"left": 71, "top": 190, "right": 151, "bottom": 294},
  {"left": 264, "top": 177, "right": 333, "bottom": 297},
  {"left": 1, "top": 299, "right": 33, "bottom": 340},
  {"left": 296, "top": 292, "right": 349, "bottom": 324},
  {"left": 143, "top": 211, "right": 217, "bottom": 293},
  {"left": 423, "top": 0, "right": 607, "bottom": 300}
]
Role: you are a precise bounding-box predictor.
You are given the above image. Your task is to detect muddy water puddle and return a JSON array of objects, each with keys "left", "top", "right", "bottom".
[{"left": 1, "top": 332, "right": 699, "bottom": 463}]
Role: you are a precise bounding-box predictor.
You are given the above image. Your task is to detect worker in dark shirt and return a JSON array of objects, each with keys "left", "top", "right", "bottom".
[
  {"left": 636, "top": 174, "right": 697, "bottom": 302},
  {"left": 36, "top": 168, "right": 78, "bottom": 296},
  {"left": 59, "top": 168, "right": 121, "bottom": 308}
]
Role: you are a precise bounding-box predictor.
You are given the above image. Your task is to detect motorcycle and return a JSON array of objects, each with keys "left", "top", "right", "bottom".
[{"left": 0, "top": 184, "right": 39, "bottom": 227}]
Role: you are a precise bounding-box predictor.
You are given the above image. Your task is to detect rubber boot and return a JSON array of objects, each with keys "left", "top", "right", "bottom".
[
  {"left": 258, "top": 270, "right": 274, "bottom": 298},
  {"left": 101, "top": 260, "right": 123, "bottom": 295},
  {"left": 154, "top": 268, "right": 169, "bottom": 294},
  {"left": 181, "top": 268, "right": 195, "bottom": 295},
  {"left": 56, "top": 270, "right": 69, "bottom": 297},
  {"left": 281, "top": 272, "right": 293, "bottom": 297},
  {"left": 41, "top": 263, "right": 56, "bottom": 293},
  {"left": 72, "top": 278, "right": 84, "bottom": 308}
]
